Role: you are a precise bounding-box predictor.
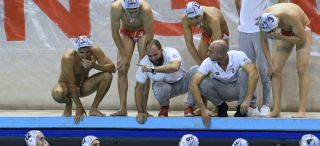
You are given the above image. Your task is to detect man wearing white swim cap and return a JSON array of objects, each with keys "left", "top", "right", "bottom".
[
  {"left": 232, "top": 138, "right": 249, "bottom": 146},
  {"left": 25, "top": 130, "right": 49, "bottom": 146},
  {"left": 82, "top": 135, "right": 100, "bottom": 146},
  {"left": 179, "top": 134, "right": 199, "bottom": 146},
  {"left": 110, "top": 0, "right": 154, "bottom": 116},
  {"left": 259, "top": 3, "right": 312, "bottom": 118},
  {"left": 235, "top": 0, "right": 288, "bottom": 117},
  {"left": 182, "top": 1, "right": 229, "bottom": 65},
  {"left": 182, "top": 1, "right": 229, "bottom": 116},
  {"left": 300, "top": 134, "right": 320, "bottom": 146},
  {"left": 51, "top": 35, "right": 116, "bottom": 123}
]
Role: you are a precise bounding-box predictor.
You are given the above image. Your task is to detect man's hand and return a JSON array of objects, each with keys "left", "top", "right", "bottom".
[
  {"left": 240, "top": 98, "right": 250, "bottom": 114},
  {"left": 136, "top": 64, "right": 151, "bottom": 73},
  {"left": 136, "top": 112, "right": 148, "bottom": 124},
  {"left": 81, "top": 57, "right": 94, "bottom": 69},
  {"left": 74, "top": 107, "right": 87, "bottom": 124},
  {"left": 268, "top": 62, "right": 278, "bottom": 79},
  {"left": 268, "top": 30, "right": 282, "bottom": 39},
  {"left": 200, "top": 108, "right": 211, "bottom": 127},
  {"left": 117, "top": 57, "right": 130, "bottom": 72}
]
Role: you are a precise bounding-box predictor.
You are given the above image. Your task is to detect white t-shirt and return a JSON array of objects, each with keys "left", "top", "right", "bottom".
[
  {"left": 198, "top": 50, "right": 251, "bottom": 83},
  {"left": 238, "top": 0, "right": 269, "bottom": 33},
  {"left": 136, "top": 47, "right": 186, "bottom": 84}
]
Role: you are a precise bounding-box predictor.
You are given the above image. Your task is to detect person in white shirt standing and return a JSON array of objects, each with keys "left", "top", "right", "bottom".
[
  {"left": 190, "top": 40, "right": 259, "bottom": 127},
  {"left": 235, "top": 0, "right": 288, "bottom": 117},
  {"left": 135, "top": 39, "right": 196, "bottom": 124}
]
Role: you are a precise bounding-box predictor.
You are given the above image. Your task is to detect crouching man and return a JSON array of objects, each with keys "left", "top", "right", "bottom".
[
  {"left": 190, "top": 40, "right": 259, "bottom": 127},
  {"left": 135, "top": 39, "right": 196, "bottom": 124}
]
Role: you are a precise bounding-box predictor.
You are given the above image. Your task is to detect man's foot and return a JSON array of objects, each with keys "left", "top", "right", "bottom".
[
  {"left": 184, "top": 106, "right": 194, "bottom": 117},
  {"left": 291, "top": 112, "right": 306, "bottom": 118},
  {"left": 110, "top": 110, "right": 128, "bottom": 116},
  {"left": 89, "top": 109, "right": 106, "bottom": 117},
  {"left": 146, "top": 112, "right": 154, "bottom": 117},
  {"left": 193, "top": 107, "right": 201, "bottom": 116},
  {"left": 268, "top": 111, "right": 280, "bottom": 117},
  {"left": 259, "top": 105, "right": 271, "bottom": 117},
  {"left": 234, "top": 105, "right": 247, "bottom": 117},
  {"left": 247, "top": 107, "right": 260, "bottom": 117},
  {"left": 217, "top": 102, "right": 228, "bottom": 117},
  {"left": 158, "top": 106, "right": 169, "bottom": 117}
]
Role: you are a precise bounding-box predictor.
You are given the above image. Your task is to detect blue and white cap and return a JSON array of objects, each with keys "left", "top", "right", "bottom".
[
  {"left": 74, "top": 35, "right": 93, "bottom": 49},
  {"left": 232, "top": 138, "right": 249, "bottom": 146},
  {"left": 82, "top": 135, "right": 99, "bottom": 146},
  {"left": 25, "top": 130, "right": 41, "bottom": 146},
  {"left": 301, "top": 134, "right": 320, "bottom": 146},
  {"left": 179, "top": 134, "right": 199, "bottom": 146},
  {"left": 259, "top": 13, "right": 279, "bottom": 32},
  {"left": 122, "top": 0, "right": 141, "bottom": 9},
  {"left": 185, "top": 1, "right": 203, "bottom": 18}
]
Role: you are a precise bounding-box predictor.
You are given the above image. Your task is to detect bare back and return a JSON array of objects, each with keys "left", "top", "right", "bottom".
[
  {"left": 201, "top": 6, "right": 228, "bottom": 37},
  {"left": 265, "top": 3, "right": 309, "bottom": 31}
]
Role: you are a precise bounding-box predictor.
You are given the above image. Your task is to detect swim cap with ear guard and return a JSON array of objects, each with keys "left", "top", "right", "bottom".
[
  {"left": 122, "top": 0, "right": 141, "bottom": 9},
  {"left": 185, "top": 1, "right": 203, "bottom": 18},
  {"left": 259, "top": 13, "right": 279, "bottom": 32}
]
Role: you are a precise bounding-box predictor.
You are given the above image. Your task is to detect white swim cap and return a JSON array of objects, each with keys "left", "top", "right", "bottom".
[
  {"left": 82, "top": 135, "right": 99, "bottom": 146},
  {"left": 122, "top": 0, "right": 141, "bottom": 10},
  {"left": 232, "top": 138, "right": 249, "bottom": 146},
  {"left": 74, "top": 35, "right": 93, "bottom": 49},
  {"left": 301, "top": 134, "right": 320, "bottom": 146},
  {"left": 185, "top": 1, "right": 203, "bottom": 18},
  {"left": 25, "top": 130, "right": 41, "bottom": 146},
  {"left": 179, "top": 134, "right": 199, "bottom": 146},
  {"left": 259, "top": 13, "right": 279, "bottom": 32}
]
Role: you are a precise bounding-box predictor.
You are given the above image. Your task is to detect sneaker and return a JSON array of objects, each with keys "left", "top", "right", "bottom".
[
  {"left": 234, "top": 105, "right": 248, "bottom": 117},
  {"left": 247, "top": 107, "right": 260, "bottom": 117},
  {"left": 217, "top": 102, "right": 229, "bottom": 117},
  {"left": 158, "top": 106, "right": 169, "bottom": 117},
  {"left": 184, "top": 106, "right": 194, "bottom": 117},
  {"left": 260, "top": 105, "right": 271, "bottom": 117}
]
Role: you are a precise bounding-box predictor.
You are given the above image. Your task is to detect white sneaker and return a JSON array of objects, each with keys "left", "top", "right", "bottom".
[
  {"left": 260, "top": 105, "right": 271, "bottom": 117},
  {"left": 247, "top": 107, "right": 260, "bottom": 117}
]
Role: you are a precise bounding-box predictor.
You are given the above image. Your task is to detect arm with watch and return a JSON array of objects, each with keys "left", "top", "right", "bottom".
[{"left": 137, "top": 60, "right": 181, "bottom": 73}]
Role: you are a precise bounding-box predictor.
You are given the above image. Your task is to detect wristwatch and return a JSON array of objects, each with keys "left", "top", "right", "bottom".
[{"left": 151, "top": 66, "right": 155, "bottom": 74}]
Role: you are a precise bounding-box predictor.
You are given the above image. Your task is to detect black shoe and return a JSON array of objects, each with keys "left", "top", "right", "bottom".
[
  {"left": 234, "top": 105, "right": 248, "bottom": 117},
  {"left": 217, "top": 102, "right": 228, "bottom": 117}
]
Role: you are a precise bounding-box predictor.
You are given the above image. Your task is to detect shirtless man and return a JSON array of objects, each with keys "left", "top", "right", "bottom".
[
  {"left": 181, "top": 1, "right": 229, "bottom": 115},
  {"left": 111, "top": 0, "right": 154, "bottom": 116},
  {"left": 182, "top": 1, "right": 229, "bottom": 65},
  {"left": 52, "top": 36, "right": 115, "bottom": 123},
  {"left": 259, "top": 3, "right": 311, "bottom": 118}
]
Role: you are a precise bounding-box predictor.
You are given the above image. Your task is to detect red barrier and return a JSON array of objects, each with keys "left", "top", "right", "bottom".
[{"left": 3, "top": 0, "right": 319, "bottom": 41}]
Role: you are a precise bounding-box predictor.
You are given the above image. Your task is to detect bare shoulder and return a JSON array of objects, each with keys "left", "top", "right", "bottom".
[
  {"left": 91, "top": 46, "right": 105, "bottom": 54},
  {"left": 111, "top": 0, "right": 123, "bottom": 15},
  {"left": 181, "top": 15, "right": 190, "bottom": 25},
  {"left": 61, "top": 50, "right": 76, "bottom": 63},
  {"left": 140, "top": 0, "right": 152, "bottom": 15},
  {"left": 204, "top": 6, "right": 221, "bottom": 19}
]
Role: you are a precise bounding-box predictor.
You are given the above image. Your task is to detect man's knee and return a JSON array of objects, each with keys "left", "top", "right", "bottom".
[
  {"left": 297, "top": 65, "right": 308, "bottom": 77},
  {"left": 101, "top": 72, "right": 113, "bottom": 81},
  {"left": 52, "top": 88, "right": 66, "bottom": 103},
  {"left": 152, "top": 82, "right": 171, "bottom": 99},
  {"left": 189, "top": 65, "right": 199, "bottom": 77}
]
